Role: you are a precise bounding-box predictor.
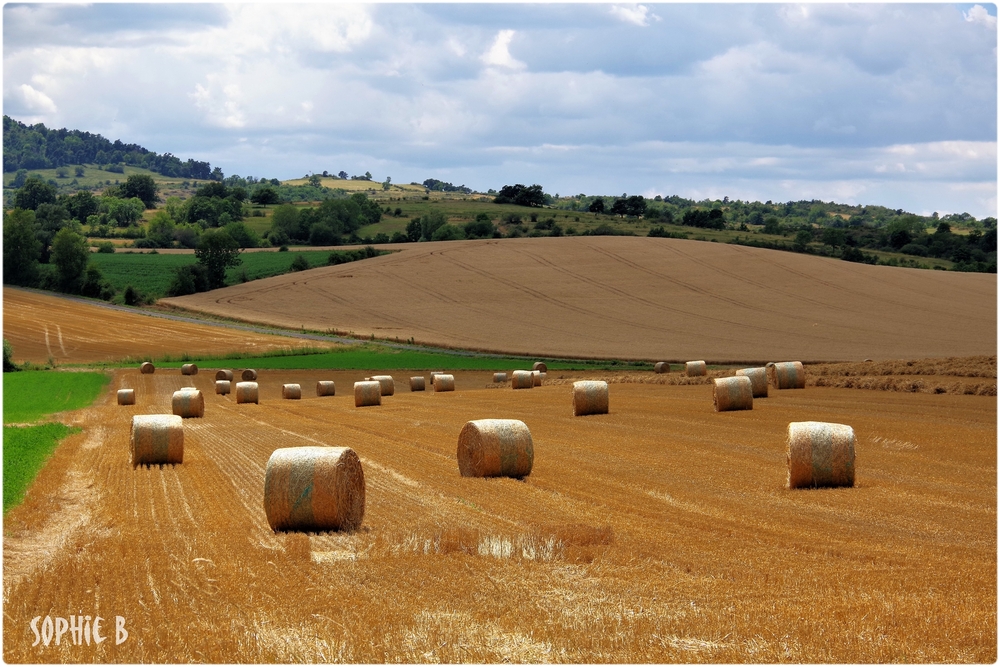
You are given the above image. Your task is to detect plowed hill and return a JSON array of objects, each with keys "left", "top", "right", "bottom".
[{"left": 161, "top": 237, "right": 997, "bottom": 362}]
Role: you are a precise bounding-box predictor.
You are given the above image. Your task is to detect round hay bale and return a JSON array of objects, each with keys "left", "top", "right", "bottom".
[
  {"left": 117, "top": 388, "right": 135, "bottom": 406},
  {"left": 531, "top": 370, "right": 543, "bottom": 387},
  {"left": 216, "top": 369, "right": 234, "bottom": 381},
  {"left": 429, "top": 371, "right": 444, "bottom": 385},
  {"left": 282, "top": 384, "right": 302, "bottom": 400},
  {"left": 171, "top": 388, "right": 204, "bottom": 418},
  {"left": 131, "top": 414, "right": 183, "bottom": 466},
  {"left": 242, "top": 369, "right": 258, "bottom": 381},
  {"left": 735, "top": 367, "right": 768, "bottom": 398},
  {"left": 370, "top": 375, "right": 395, "bottom": 396},
  {"left": 354, "top": 380, "right": 382, "bottom": 407},
  {"left": 654, "top": 362, "right": 669, "bottom": 374},
  {"left": 492, "top": 372, "right": 507, "bottom": 383},
  {"left": 685, "top": 360, "right": 707, "bottom": 377},
  {"left": 181, "top": 363, "right": 198, "bottom": 376},
  {"left": 573, "top": 380, "right": 609, "bottom": 416},
  {"left": 511, "top": 370, "right": 533, "bottom": 390},
  {"left": 236, "top": 381, "right": 259, "bottom": 404},
  {"left": 713, "top": 376, "right": 753, "bottom": 412},
  {"left": 216, "top": 380, "right": 232, "bottom": 395},
  {"left": 264, "top": 446, "right": 365, "bottom": 532},
  {"left": 787, "top": 421, "right": 856, "bottom": 489},
  {"left": 532, "top": 361, "right": 547, "bottom": 373},
  {"left": 316, "top": 381, "right": 336, "bottom": 397},
  {"left": 767, "top": 361, "right": 805, "bottom": 389},
  {"left": 139, "top": 362, "right": 155, "bottom": 374},
  {"left": 457, "top": 419, "right": 533, "bottom": 478},
  {"left": 410, "top": 376, "right": 426, "bottom": 392},
  {"left": 433, "top": 373, "right": 455, "bottom": 392}
]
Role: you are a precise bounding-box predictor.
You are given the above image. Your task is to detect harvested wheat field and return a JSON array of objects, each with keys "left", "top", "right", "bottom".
[
  {"left": 160, "top": 237, "right": 996, "bottom": 362},
  {"left": 3, "top": 287, "right": 322, "bottom": 365},
  {"left": 3, "top": 367, "right": 994, "bottom": 662}
]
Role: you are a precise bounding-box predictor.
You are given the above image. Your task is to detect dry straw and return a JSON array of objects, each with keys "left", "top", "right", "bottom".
[
  {"left": 117, "top": 389, "right": 135, "bottom": 405},
  {"left": 429, "top": 372, "right": 444, "bottom": 385},
  {"left": 767, "top": 361, "right": 805, "bottom": 389},
  {"left": 531, "top": 370, "right": 543, "bottom": 387},
  {"left": 685, "top": 361, "right": 707, "bottom": 377},
  {"left": 131, "top": 414, "right": 183, "bottom": 466},
  {"left": 264, "top": 446, "right": 365, "bottom": 532},
  {"left": 282, "top": 384, "right": 302, "bottom": 400},
  {"left": 316, "top": 381, "right": 336, "bottom": 397},
  {"left": 787, "top": 421, "right": 856, "bottom": 489},
  {"left": 457, "top": 419, "right": 533, "bottom": 478},
  {"left": 511, "top": 370, "right": 533, "bottom": 389},
  {"left": 181, "top": 363, "right": 198, "bottom": 376},
  {"left": 493, "top": 372, "right": 507, "bottom": 383},
  {"left": 139, "top": 362, "right": 155, "bottom": 374},
  {"left": 433, "top": 373, "right": 456, "bottom": 392},
  {"left": 532, "top": 362, "right": 548, "bottom": 373},
  {"left": 171, "top": 388, "right": 204, "bottom": 418},
  {"left": 236, "top": 381, "right": 259, "bottom": 404},
  {"left": 573, "top": 380, "right": 609, "bottom": 416},
  {"left": 410, "top": 376, "right": 426, "bottom": 392},
  {"left": 242, "top": 369, "right": 258, "bottom": 381},
  {"left": 370, "top": 375, "right": 395, "bottom": 396},
  {"left": 654, "top": 362, "right": 669, "bottom": 374},
  {"left": 216, "top": 369, "right": 234, "bottom": 381},
  {"left": 713, "top": 376, "right": 754, "bottom": 412},
  {"left": 215, "top": 380, "right": 231, "bottom": 395},
  {"left": 735, "top": 368, "right": 768, "bottom": 398},
  {"left": 354, "top": 380, "right": 382, "bottom": 407}
]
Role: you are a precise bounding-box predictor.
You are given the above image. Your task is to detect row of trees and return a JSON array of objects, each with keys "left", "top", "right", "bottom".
[{"left": 265, "top": 194, "right": 383, "bottom": 247}]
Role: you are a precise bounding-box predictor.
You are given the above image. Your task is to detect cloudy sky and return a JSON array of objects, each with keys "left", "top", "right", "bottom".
[{"left": 4, "top": 2, "right": 997, "bottom": 217}]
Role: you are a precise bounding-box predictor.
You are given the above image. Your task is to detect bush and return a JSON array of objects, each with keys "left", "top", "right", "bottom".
[
  {"left": 278, "top": 245, "right": 289, "bottom": 252},
  {"left": 4, "top": 338, "right": 18, "bottom": 372},
  {"left": 431, "top": 224, "right": 465, "bottom": 241},
  {"left": 290, "top": 254, "right": 311, "bottom": 272},
  {"left": 900, "top": 243, "right": 928, "bottom": 257},
  {"left": 166, "top": 263, "right": 210, "bottom": 296},
  {"left": 96, "top": 241, "right": 115, "bottom": 253},
  {"left": 123, "top": 285, "right": 141, "bottom": 306}
]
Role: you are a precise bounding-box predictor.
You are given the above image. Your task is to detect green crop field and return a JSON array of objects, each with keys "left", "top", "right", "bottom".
[
  {"left": 3, "top": 370, "right": 109, "bottom": 424},
  {"left": 3, "top": 423, "right": 77, "bottom": 513}
]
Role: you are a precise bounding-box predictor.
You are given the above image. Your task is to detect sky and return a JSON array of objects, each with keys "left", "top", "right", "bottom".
[{"left": 3, "top": 2, "right": 998, "bottom": 218}]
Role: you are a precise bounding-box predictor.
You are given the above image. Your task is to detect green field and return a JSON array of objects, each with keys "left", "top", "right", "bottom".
[
  {"left": 3, "top": 423, "right": 77, "bottom": 513},
  {"left": 3, "top": 370, "right": 109, "bottom": 424}
]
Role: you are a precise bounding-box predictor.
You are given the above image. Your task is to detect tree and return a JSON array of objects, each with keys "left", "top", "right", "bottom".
[
  {"left": 420, "top": 210, "right": 447, "bottom": 241},
  {"left": 308, "top": 174, "right": 322, "bottom": 187},
  {"left": 147, "top": 210, "right": 177, "bottom": 248},
  {"left": 74, "top": 166, "right": 85, "bottom": 177},
  {"left": 625, "top": 195, "right": 647, "bottom": 218},
  {"left": 494, "top": 183, "right": 545, "bottom": 207},
  {"left": 64, "top": 190, "right": 99, "bottom": 224},
  {"left": 102, "top": 196, "right": 146, "bottom": 227},
  {"left": 405, "top": 218, "right": 422, "bottom": 242},
  {"left": 290, "top": 254, "right": 310, "bottom": 272},
  {"left": 338, "top": 171, "right": 348, "bottom": 180},
  {"left": 3, "top": 209, "right": 41, "bottom": 286},
  {"left": 610, "top": 198, "right": 628, "bottom": 217},
  {"left": 14, "top": 175, "right": 57, "bottom": 210},
  {"left": 250, "top": 186, "right": 280, "bottom": 205},
  {"left": 50, "top": 228, "right": 90, "bottom": 293},
  {"left": 3, "top": 338, "right": 18, "bottom": 372},
  {"left": 588, "top": 198, "right": 605, "bottom": 215},
  {"left": 121, "top": 174, "right": 159, "bottom": 208},
  {"left": 195, "top": 229, "right": 242, "bottom": 289}
]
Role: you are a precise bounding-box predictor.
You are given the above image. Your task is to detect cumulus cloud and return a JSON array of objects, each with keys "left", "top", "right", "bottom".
[
  {"left": 16, "top": 84, "right": 58, "bottom": 114},
  {"left": 481, "top": 29, "right": 524, "bottom": 69},
  {"left": 609, "top": 4, "right": 659, "bottom": 27},
  {"left": 964, "top": 4, "right": 997, "bottom": 29}
]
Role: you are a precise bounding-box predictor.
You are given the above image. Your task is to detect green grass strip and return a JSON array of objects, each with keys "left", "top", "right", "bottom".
[
  {"left": 3, "top": 371, "right": 109, "bottom": 424},
  {"left": 3, "top": 423, "right": 78, "bottom": 513}
]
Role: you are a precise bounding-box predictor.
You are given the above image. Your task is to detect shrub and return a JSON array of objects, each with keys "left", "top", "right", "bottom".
[
  {"left": 4, "top": 338, "right": 18, "bottom": 372},
  {"left": 278, "top": 245, "right": 289, "bottom": 252},
  {"left": 96, "top": 241, "right": 115, "bottom": 253},
  {"left": 290, "top": 254, "right": 311, "bottom": 272}
]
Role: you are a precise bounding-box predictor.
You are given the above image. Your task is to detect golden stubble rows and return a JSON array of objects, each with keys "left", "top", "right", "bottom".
[{"left": 3, "top": 368, "right": 995, "bottom": 662}]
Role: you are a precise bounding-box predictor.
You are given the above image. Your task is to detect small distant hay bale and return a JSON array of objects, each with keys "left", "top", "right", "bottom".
[
  {"left": 735, "top": 367, "right": 768, "bottom": 398},
  {"left": 216, "top": 369, "right": 234, "bottom": 381},
  {"left": 531, "top": 370, "right": 543, "bottom": 386},
  {"left": 713, "top": 376, "right": 753, "bottom": 412},
  {"left": 654, "top": 362, "right": 669, "bottom": 374},
  {"left": 685, "top": 361, "right": 707, "bottom": 377},
  {"left": 493, "top": 372, "right": 507, "bottom": 383},
  {"left": 511, "top": 370, "right": 533, "bottom": 389},
  {"left": 216, "top": 380, "right": 232, "bottom": 395},
  {"left": 131, "top": 414, "right": 183, "bottom": 466},
  {"left": 117, "top": 389, "right": 135, "bottom": 405},
  {"left": 767, "top": 361, "right": 805, "bottom": 389},
  {"left": 139, "top": 362, "right": 155, "bottom": 374},
  {"left": 242, "top": 369, "right": 258, "bottom": 381},
  {"left": 410, "top": 376, "right": 425, "bottom": 392},
  {"left": 316, "top": 381, "right": 336, "bottom": 396},
  {"left": 282, "top": 384, "right": 302, "bottom": 400},
  {"left": 264, "top": 446, "right": 365, "bottom": 532},
  {"left": 433, "top": 373, "right": 455, "bottom": 392},
  {"left": 457, "top": 419, "right": 533, "bottom": 478},
  {"left": 236, "top": 381, "right": 259, "bottom": 404},
  {"left": 181, "top": 363, "right": 198, "bottom": 376},
  {"left": 429, "top": 372, "right": 444, "bottom": 385},
  {"left": 787, "top": 421, "right": 856, "bottom": 489},
  {"left": 532, "top": 361, "right": 547, "bottom": 373},
  {"left": 573, "top": 381, "right": 609, "bottom": 416},
  {"left": 171, "top": 388, "right": 204, "bottom": 418},
  {"left": 354, "top": 380, "right": 382, "bottom": 407},
  {"left": 369, "top": 375, "right": 395, "bottom": 396}
]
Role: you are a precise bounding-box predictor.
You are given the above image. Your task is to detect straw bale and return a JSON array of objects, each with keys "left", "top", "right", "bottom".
[
  {"left": 429, "top": 372, "right": 444, "bottom": 385},
  {"left": 354, "top": 380, "right": 382, "bottom": 407},
  {"left": 787, "top": 421, "right": 856, "bottom": 489},
  {"left": 654, "top": 362, "right": 669, "bottom": 374},
  {"left": 171, "top": 388, "right": 204, "bottom": 418},
  {"left": 573, "top": 381, "right": 609, "bottom": 416},
  {"left": 139, "top": 362, "right": 155, "bottom": 374},
  {"left": 236, "top": 381, "right": 259, "bottom": 404},
  {"left": 316, "top": 381, "right": 336, "bottom": 396},
  {"left": 282, "top": 384, "right": 302, "bottom": 400},
  {"left": 531, "top": 370, "right": 543, "bottom": 386},
  {"left": 242, "top": 369, "right": 258, "bottom": 381},
  {"left": 117, "top": 389, "right": 135, "bottom": 405},
  {"left": 533, "top": 362, "right": 548, "bottom": 373},
  {"left": 131, "top": 414, "right": 183, "bottom": 466},
  {"left": 410, "top": 376, "right": 426, "bottom": 392},
  {"left": 216, "top": 380, "right": 231, "bottom": 395},
  {"left": 457, "top": 419, "right": 533, "bottom": 478},
  {"left": 433, "top": 373, "right": 455, "bottom": 392},
  {"left": 767, "top": 361, "right": 806, "bottom": 389},
  {"left": 370, "top": 375, "right": 395, "bottom": 396},
  {"left": 181, "top": 363, "right": 198, "bottom": 376},
  {"left": 216, "top": 369, "right": 234, "bottom": 381},
  {"left": 493, "top": 372, "right": 507, "bottom": 383},
  {"left": 713, "top": 376, "right": 754, "bottom": 412},
  {"left": 511, "top": 370, "right": 533, "bottom": 389},
  {"left": 264, "top": 446, "right": 365, "bottom": 532},
  {"left": 735, "top": 367, "right": 769, "bottom": 398},
  {"left": 685, "top": 360, "right": 707, "bottom": 377}
]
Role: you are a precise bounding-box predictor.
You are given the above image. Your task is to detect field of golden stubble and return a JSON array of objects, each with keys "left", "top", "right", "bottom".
[{"left": 3, "top": 366, "right": 994, "bottom": 663}]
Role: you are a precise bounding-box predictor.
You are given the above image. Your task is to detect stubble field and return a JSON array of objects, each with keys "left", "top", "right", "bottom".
[{"left": 3, "top": 366, "right": 995, "bottom": 663}]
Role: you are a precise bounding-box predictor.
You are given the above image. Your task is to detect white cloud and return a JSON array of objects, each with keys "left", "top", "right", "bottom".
[
  {"left": 964, "top": 4, "right": 997, "bottom": 29},
  {"left": 609, "top": 4, "right": 659, "bottom": 27},
  {"left": 17, "top": 84, "right": 57, "bottom": 113},
  {"left": 481, "top": 30, "right": 524, "bottom": 70}
]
